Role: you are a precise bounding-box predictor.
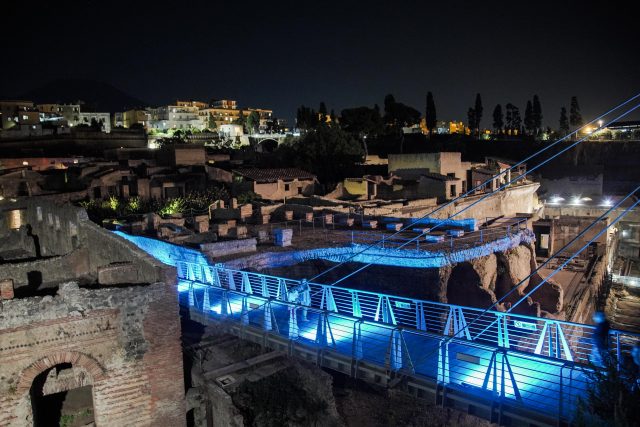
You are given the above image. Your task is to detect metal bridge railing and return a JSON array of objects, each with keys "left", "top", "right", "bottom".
[
  {"left": 249, "top": 216, "right": 528, "bottom": 255},
  {"left": 176, "top": 261, "right": 640, "bottom": 369},
  {"left": 180, "top": 281, "right": 595, "bottom": 422}
]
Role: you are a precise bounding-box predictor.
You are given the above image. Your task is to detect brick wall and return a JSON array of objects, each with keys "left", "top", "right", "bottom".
[{"left": 0, "top": 282, "right": 185, "bottom": 426}]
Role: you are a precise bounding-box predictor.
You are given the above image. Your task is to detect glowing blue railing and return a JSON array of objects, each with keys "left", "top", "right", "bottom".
[
  {"left": 180, "top": 280, "right": 593, "bottom": 421},
  {"left": 115, "top": 230, "right": 640, "bottom": 422},
  {"left": 177, "top": 261, "right": 640, "bottom": 368}
]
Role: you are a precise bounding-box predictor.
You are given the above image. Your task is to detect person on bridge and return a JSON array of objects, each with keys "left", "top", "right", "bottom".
[
  {"left": 631, "top": 342, "right": 640, "bottom": 391},
  {"left": 589, "top": 311, "right": 610, "bottom": 368}
]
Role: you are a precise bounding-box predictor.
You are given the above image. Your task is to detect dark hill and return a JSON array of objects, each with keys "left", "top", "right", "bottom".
[{"left": 19, "top": 79, "right": 147, "bottom": 112}]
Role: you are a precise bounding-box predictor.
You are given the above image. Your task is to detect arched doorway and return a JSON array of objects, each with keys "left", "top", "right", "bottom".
[
  {"left": 18, "top": 352, "right": 105, "bottom": 427},
  {"left": 29, "top": 364, "right": 94, "bottom": 427},
  {"left": 255, "top": 138, "right": 279, "bottom": 153}
]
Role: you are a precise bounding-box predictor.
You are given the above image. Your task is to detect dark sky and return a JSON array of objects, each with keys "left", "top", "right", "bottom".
[{"left": 2, "top": 0, "right": 638, "bottom": 125}]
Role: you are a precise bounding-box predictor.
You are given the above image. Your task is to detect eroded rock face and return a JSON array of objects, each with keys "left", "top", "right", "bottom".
[
  {"left": 470, "top": 254, "right": 497, "bottom": 291},
  {"left": 445, "top": 262, "right": 497, "bottom": 307},
  {"left": 525, "top": 272, "right": 564, "bottom": 315},
  {"left": 502, "top": 245, "right": 533, "bottom": 292}
]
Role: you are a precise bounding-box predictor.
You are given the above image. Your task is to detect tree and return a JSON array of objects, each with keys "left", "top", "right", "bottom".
[
  {"left": 383, "top": 94, "right": 421, "bottom": 128},
  {"left": 570, "top": 96, "right": 583, "bottom": 128},
  {"left": 474, "top": 93, "right": 483, "bottom": 136},
  {"left": 532, "top": 95, "right": 543, "bottom": 136},
  {"left": 492, "top": 104, "right": 504, "bottom": 134},
  {"left": 467, "top": 108, "right": 476, "bottom": 133},
  {"left": 505, "top": 103, "right": 521, "bottom": 135},
  {"left": 276, "top": 125, "right": 364, "bottom": 189},
  {"left": 512, "top": 106, "right": 522, "bottom": 134},
  {"left": 207, "top": 114, "right": 218, "bottom": 130},
  {"left": 425, "top": 92, "right": 437, "bottom": 137},
  {"left": 559, "top": 107, "right": 570, "bottom": 136},
  {"left": 383, "top": 94, "right": 396, "bottom": 118},
  {"left": 246, "top": 111, "right": 261, "bottom": 134},
  {"left": 90, "top": 117, "right": 103, "bottom": 132},
  {"left": 318, "top": 102, "right": 328, "bottom": 123},
  {"left": 505, "top": 104, "right": 513, "bottom": 131},
  {"left": 235, "top": 109, "right": 246, "bottom": 128},
  {"left": 524, "top": 100, "right": 534, "bottom": 135},
  {"left": 296, "top": 105, "right": 320, "bottom": 130},
  {"left": 339, "top": 106, "right": 383, "bottom": 137}
]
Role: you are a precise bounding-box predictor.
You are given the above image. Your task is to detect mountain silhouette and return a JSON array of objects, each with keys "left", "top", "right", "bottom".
[{"left": 19, "top": 79, "right": 148, "bottom": 112}]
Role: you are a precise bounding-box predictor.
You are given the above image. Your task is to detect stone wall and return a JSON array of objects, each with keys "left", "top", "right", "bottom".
[
  {"left": 0, "top": 281, "right": 185, "bottom": 426},
  {"left": 359, "top": 182, "right": 539, "bottom": 220},
  {"left": 0, "top": 199, "right": 185, "bottom": 426},
  {"left": 0, "top": 249, "right": 90, "bottom": 289},
  {"left": 0, "top": 199, "right": 175, "bottom": 289},
  {"left": 200, "top": 239, "right": 257, "bottom": 260}
]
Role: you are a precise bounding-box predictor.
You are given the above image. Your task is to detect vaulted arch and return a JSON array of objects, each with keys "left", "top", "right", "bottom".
[{"left": 16, "top": 351, "right": 106, "bottom": 394}]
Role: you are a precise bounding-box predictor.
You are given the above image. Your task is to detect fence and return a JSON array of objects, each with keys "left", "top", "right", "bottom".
[
  {"left": 250, "top": 215, "right": 528, "bottom": 251},
  {"left": 177, "top": 262, "right": 640, "bottom": 369},
  {"left": 180, "top": 279, "right": 599, "bottom": 422}
]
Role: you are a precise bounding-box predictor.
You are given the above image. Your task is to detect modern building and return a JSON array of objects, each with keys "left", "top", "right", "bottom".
[
  {"left": 211, "top": 99, "right": 237, "bottom": 109},
  {"left": 114, "top": 109, "right": 151, "bottom": 129},
  {"left": 149, "top": 105, "right": 202, "bottom": 131},
  {"left": 148, "top": 99, "right": 274, "bottom": 133},
  {"left": 176, "top": 100, "right": 208, "bottom": 110},
  {"left": 38, "top": 103, "right": 81, "bottom": 124},
  {"left": 1, "top": 100, "right": 40, "bottom": 130},
  {"left": 38, "top": 104, "right": 111, "bottom": 133}
]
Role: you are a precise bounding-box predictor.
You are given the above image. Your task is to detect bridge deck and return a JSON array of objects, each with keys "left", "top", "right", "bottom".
[
  {"left": 116, "top": 231, "right": 640, "bottom": 425},
  {"left": 181, "top": 284, "right": 590, "bottom": 424}
]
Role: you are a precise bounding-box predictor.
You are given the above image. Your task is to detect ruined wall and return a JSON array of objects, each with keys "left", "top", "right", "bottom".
[
  {"left": 199, "top": 239, "right": 255, "bottom": 260},
  {"left": 0, "top": 200, "right": 174, "bottom": 288},
  {"left": 360, "top": 183, "right": 539, "bottom": 220},
  {"left": 0, "top": 249, "right": 90, "bottom": 289},
  {"left": 0, "top": 281, "right": 185, "bottom": 426}
]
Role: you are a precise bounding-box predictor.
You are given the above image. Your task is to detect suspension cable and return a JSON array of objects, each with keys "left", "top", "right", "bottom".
[
  {"left": 307, "top": 93, "right": 640, "bottom": 283},
  {"left": 409, "top": 186, "right": 639, "bottom": 367},
  {"left": 320, "top": 102, "right": 640, "bottom": 288}
]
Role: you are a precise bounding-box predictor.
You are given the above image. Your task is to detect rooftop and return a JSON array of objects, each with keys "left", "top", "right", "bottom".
[
  {"left": 233, "top": 168, "right": 316, "bottom": 183},
  {"left": 606, "top": 120, "right": 640, "bottom": 129},
  {"left": 420, "top": 172, "right": 460, "bottom": 182}
]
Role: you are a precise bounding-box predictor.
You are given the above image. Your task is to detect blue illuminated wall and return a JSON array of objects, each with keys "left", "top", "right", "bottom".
[
  {"left": 225, "top": 229, "right": 535, "bottom": 269},
  {"left": 113, "top": 231, "right": 209, "bottom": 267},
  {"left": 115, "top": 228, "right": 534, "bottom": 270}
]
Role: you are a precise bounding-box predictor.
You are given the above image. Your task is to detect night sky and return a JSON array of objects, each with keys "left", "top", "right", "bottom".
[{"left": 2, "top": 0, "right": 638, "bottom": 125}]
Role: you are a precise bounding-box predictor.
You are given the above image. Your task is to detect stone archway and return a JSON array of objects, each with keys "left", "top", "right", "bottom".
[
  {"left": 17, "top": 352, "right": 106, "bottom": 426},
  {"left": 17, "top": 351, "right": 105, "bottom": 395}
]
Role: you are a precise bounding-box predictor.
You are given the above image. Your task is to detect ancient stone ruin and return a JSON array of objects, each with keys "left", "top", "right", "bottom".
[{"left": 0, "top": 199, "right": 185, "bottom": 426}]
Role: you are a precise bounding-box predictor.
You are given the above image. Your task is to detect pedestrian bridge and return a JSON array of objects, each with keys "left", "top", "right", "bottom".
[{"left": 116, "top": 231, "right": 640, "bottom": 426}]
